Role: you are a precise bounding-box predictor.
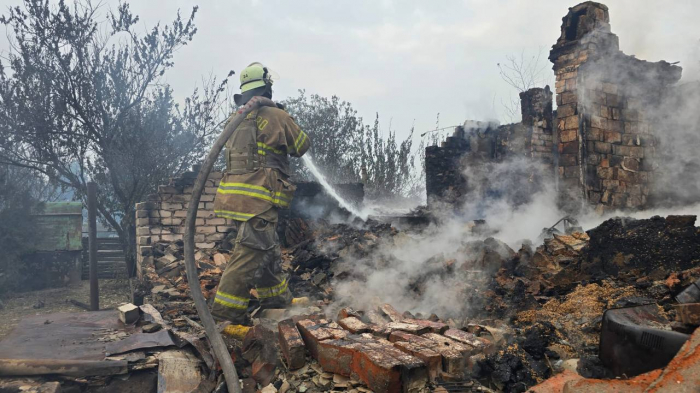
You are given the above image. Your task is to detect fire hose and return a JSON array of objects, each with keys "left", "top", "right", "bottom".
[{"left": 183, "top": 96, "right": 276, "bottom": 393}]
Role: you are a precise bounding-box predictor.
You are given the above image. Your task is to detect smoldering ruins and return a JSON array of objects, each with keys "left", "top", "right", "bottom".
[{"left": 2, "top": 2, "right": 700, "bottom": 393}]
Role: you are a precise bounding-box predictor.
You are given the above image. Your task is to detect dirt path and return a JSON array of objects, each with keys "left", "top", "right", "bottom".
[{"left": 0, "top": 279, "right": 131, "bottom": 340}]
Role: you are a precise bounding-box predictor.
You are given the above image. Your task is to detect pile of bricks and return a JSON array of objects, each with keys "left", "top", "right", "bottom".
[{"left": 276, "top": 305, "right": 493, "bottom": 393}]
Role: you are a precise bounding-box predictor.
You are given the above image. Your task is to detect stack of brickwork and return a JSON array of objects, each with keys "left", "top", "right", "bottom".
[
  {"left": 549, "top": 1, "right": 682, "bottom": 213},
  {"left": 277, "top": 304, "right": 494, "bottom": 393},
  {"left": 520, "top": 87, "right": 555, "bottom": 166},
  {"left": 425, "top": 134, "right": 470, "bottom": 207},
  {"left": 134, "top": 169, "right": 235, "bottom": 278},
  {"left": 425, "top": 88, "right": 554, "bottom": 210}
]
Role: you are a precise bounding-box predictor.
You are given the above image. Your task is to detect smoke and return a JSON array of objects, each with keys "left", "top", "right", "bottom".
[
  {"left": 331, "top": 156, "right": 564, "bottom": 319},
  {"left": 327, "top": 24, "right": 700, "bottom": 321}
]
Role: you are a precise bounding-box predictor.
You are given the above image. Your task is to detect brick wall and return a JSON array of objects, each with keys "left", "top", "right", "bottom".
[
  {"left": 425, "top": 88, "right": 554, "bottom": 209},
  {"left": 549, "top": 1, "right": 681, "bottom": 213},
  {"left": 135, "top": 170, "right": 235, "bottom": 278}
]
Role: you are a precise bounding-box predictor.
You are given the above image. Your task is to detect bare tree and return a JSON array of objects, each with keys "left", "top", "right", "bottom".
[
  {"left": 0, "top": 1, "right": 232, "bottom": 276},
  {"left": 497, "top": 47, "right": 552, "bottom": 122}
]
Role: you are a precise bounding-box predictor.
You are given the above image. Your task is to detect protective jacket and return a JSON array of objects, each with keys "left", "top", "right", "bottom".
[{"left": 214, "top": 105, "right": 310, "bottom": 221}]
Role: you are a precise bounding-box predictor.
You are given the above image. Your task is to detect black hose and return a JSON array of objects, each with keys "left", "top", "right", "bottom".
[{"left": 183, "top": 96, "right": 276, "bottom": 393}]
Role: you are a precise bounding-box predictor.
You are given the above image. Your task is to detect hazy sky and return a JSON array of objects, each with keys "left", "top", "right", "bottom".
[{"left": 1, "top": 0, "right": 698, "bottom": 143}]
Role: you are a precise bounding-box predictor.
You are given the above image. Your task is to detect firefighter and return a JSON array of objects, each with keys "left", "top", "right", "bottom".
[{"left": 211, "top": 62, "right": 310, "bottom": 338}]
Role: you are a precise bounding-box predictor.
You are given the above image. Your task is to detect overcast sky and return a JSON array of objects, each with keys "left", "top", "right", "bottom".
[{"left": 1, "top": 0, "right": 698, "bottom": 143}]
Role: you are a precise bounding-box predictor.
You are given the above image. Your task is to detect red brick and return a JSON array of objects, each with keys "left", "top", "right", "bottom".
[
  {"left": 367, "top": 309, "right": 390, "bottom": 325},
  {"left": 296, "top": 319, "right": 347, "bottom": 359},
  {"left": 338, "top": 307, "right": 362, "bottom": 320},
  {"left": 338, "top": 317, "right": 371, "bottom": 334},
  {"left": 380, "top": 304, "right": 405, "bottom": 322},
  {"left": 385, "top": 322, "right": 430, "bottom": 335},
  {"left": 390, "top": 331, "right": 467, "bottom": 375},
  {"left": 403, "top": 318, "right": 449, "bottom": 334},
  {"left": 379, "top": 345, "right": 429, "bottom": 392},
  {"left": 394, "top": 340, "right": 442, "bottom": 381},
  {"left": 423, "top": 333, "right": 475, "bottom": 356},
  {"left": 366, "top": 323, "right": 390, "bottom": 338},
  {"left": 444, "top": 329, "right": 487, "bottom": 353},
  {"left": 352, "top": 347, "right": 403, "bottom": 393},
  {"left": 350, "top": 342, "right": 428, "bottom": 393},
  {"left": 278, "top": 318, "right": 306, "bottom": 370},
  {"left": 290, "top": 313, "right": 325, "bottom": 324},
  {"left": 317, "top": 338, "right": 363, "bottom": 376},
  {"left": 251, "top": 357, "right": 276, "bottom": 387}
]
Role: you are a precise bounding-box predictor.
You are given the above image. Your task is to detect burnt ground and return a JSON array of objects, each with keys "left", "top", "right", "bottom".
[{"left": 0, "top": 279, "right": 131, "bottom": 340}]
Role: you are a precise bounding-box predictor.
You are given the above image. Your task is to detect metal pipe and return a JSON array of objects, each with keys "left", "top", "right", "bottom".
[
  {"left": 87, "top": 181, "right": 99, "bottom": 311},
  {"left": 183, "top": 96, "right": 276, "bottom": 393}
]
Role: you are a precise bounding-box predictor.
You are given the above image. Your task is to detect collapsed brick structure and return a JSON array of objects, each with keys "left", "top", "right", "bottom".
[
  {"left": 427, "top": 1, "right": 690, "bottom": 214},
  {"left": 426, "top": 87, "right": 554, "bottom": 209}
]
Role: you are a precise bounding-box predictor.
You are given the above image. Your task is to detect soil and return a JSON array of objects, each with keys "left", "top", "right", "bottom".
[{"left": 0, "top": 279, "right": 132, "bottom": 340}]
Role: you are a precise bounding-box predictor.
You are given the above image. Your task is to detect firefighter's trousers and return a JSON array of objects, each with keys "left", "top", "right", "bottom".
[{"left": 211, "top": 208, "right": 291, "bottom": 324}]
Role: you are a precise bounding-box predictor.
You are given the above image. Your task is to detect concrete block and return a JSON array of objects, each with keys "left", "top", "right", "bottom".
[{"left": 118, "top": 303, "right": 140, "bottom": 324}]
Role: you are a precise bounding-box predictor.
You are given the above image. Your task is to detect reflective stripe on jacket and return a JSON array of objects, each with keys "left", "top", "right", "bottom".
[{"left": 214, "top": 104, "right": 310, "bottom": 221}]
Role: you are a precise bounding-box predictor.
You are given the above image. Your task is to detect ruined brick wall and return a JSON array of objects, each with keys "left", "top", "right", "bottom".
[
  {"left": 549, "top": 1, "right": 681, "bottom": 213},
  {"left": 425, "top": 89, "right": 554, "bottom": 209},
  {"left": 135, "top": 170, "right": 368, "bottom": 276},
  {"left": 520, "top": 87, "right": 555, "bottom": 167},
  {"left": 135, "top": 169, "right": 235, "bottom": 278},
  {"left": 425, "top": 135, "right": 470, "bottom": 207}
]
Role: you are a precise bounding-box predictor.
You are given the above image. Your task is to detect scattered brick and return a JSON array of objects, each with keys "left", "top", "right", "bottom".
[
  {"left": 296, "top": 319, "right": 348, "bottom": 359},
  {"left": 403, "top": 318, "right": 449, "bottom": 334},
  {"left": 367, "top": 309, "right": 391, "bottom": 325},
  {"left": 393, "top": 340, "right": 442, "bottom": 381},
  {"left": 317, "top": 338, "right": 363, "bottom": 376},
  {"left": 366, "top": 323, "right": 390, "bottom": 338},
  {"left": 278, "top": 318, "right": 306, "bottom": 370},
  {"left": 338, "top": 307, "right": 363, "bottom": 320},
  {"left": 444, "top": 329, "right": 487, "bottom": 352},
  {"left": 385, "top": 322, "right": 430, "bottom": 335},
  {"left": 352, "top": 347, "right": 404, "bottom": 393},
  {"left": 338, "top": 317, "right": 371, "bottom": 334},
  {"left": 422, "top": 333, "right": 476, "bottom": 357},
  {"left": 389, "top": 331, "right": 467, "bottom": 375},
  {"left": 380, "top": 304, "right": 405, "bottom": 322}
]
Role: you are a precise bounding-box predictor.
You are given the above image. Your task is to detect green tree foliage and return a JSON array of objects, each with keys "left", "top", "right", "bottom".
[
  {"left": 0, "top": 1, "right": 232, "bottom": 276},
  {"left": 283, "top": 90, "right": 422, "bottom": 201}
]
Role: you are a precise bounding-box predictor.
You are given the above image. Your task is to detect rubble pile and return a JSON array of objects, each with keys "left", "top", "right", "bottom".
[
  {"left": 234, "top": 303, "right": 500, "bottom": 393},
  {"left": 140, "top": 238, "right": 230, "bottom": 326}
]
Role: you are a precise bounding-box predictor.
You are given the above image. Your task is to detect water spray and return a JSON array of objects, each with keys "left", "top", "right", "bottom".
[{"left": 301, "top": 154, "right": 368, "bottom": 221}]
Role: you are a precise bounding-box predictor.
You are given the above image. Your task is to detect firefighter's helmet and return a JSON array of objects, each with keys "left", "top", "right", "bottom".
[{"left": 239, "top": 62, "right": 275, "bottom": 93}]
